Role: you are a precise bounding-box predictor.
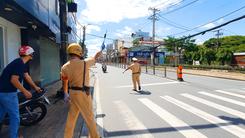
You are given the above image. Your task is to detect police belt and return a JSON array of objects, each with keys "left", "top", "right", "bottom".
[
  {"left": 132, "top": 72, "right": 140, "bottom": 74},
  {"left": 70, "top": 86, "right": 90, "bottom": 91}
]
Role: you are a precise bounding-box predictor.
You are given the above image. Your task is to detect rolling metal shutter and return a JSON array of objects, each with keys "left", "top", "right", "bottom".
[{"left": 40, "top": 36, "right": 60, "bottom": 86}]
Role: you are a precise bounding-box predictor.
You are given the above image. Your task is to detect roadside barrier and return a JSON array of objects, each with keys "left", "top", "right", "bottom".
[{"left": 177, "top": 66, "right": 184, "bottom": 81}]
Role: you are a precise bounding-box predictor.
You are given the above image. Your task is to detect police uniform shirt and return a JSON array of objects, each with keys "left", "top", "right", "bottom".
[
  {"left": 60, "top": 58, "right": 95, "bottom": 87},
  {"left": 130, "top": 62, "right": 141, "bottom": 74}
]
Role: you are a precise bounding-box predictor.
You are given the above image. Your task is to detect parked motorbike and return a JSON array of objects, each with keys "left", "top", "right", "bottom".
[
  {"left": 0, "top": 88, "right": 51, "bottom": 130},
  {"left": 102, "top": 64, "right": 107, "bottom": 73}
]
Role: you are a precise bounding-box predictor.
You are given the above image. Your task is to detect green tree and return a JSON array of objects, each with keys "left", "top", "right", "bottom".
[
  {"left": 202, "top": 49, "right": 216, "bottom": 65},
  {"left": 164, "top": 36, "right": 197, "bottom": 60},
  {"left": 182, "top": 52, "right": 194, "bottom": 65},
  {"left": 203, "top": 38, "right": 217, "bottom": 49},
  {"left": 216, "top": 49, "right": 233, "bottom": 65},
  {"left": 133, "top": 40, "right": 139, "bottom": 45}
]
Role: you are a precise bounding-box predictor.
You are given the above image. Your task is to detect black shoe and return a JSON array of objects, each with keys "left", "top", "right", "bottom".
[
  {"left": 132, "top": 89, "right": 137, "bottom": 91},
  {"left": 138, "top": 86, "right": 141, "bottom": 90}
]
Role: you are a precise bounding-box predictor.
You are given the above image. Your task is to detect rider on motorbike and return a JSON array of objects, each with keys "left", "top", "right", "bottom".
[
  {"left": 0, "top": 46, "right": 42, "bottom": 138},
  {"left": 102, "top": 61, "right": 107, "bottom": 72}
]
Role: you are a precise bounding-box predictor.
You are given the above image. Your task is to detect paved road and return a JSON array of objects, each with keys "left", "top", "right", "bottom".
[{"left": 93, "top": 64, "right": 245, "bottom": 138}]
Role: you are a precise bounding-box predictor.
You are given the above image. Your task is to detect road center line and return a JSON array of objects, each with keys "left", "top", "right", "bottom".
[{"left": 113, "top": 81, "right": 180, "bottom": 88}]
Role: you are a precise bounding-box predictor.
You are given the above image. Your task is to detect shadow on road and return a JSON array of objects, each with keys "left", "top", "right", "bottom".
[
  {"left": 130, "top": 90, "right": 151, "bottom": 95},
  {"left": 219, "top": 116, "right": 245, "bottom": 125}
]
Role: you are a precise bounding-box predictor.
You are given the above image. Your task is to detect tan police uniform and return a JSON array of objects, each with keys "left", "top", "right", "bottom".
[
  {"left": 61, "top": 58, "right": 99, "bottom": 138},
  {"left": 130, "top": 62, "right": 141, "bottom": 90}
]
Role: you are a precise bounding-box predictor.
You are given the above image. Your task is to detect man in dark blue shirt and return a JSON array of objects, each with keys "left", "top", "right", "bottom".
[{"left": 0, "top": 46, "right": 41, "bottom": 138}]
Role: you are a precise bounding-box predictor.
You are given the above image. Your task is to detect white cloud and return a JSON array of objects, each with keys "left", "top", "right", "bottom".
[
  {"left": 217, "top": 18, "right": 224, "bottom": 24},
  {"left": 199, "top": 23, "right": 215, "bottom": 29},
  {"left": 115, "top": 26, "right": 132, "bottom": 37},
  {"left": 198, "top": 42, "right": 203, "bottom": 45},
  {"left": 156, "top": 27, "right": 171, "bottom": 34},
  {"left": 80, "top": 0, "right": 179, "bottom": 24}
]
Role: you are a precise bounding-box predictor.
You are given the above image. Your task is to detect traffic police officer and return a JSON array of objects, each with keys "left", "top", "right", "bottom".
[
  {"left": 61, "top": 43, "right": 104, "bottom": 138},
  {"left": 123, "top": 57, "right": 141, "bottom": 91}
]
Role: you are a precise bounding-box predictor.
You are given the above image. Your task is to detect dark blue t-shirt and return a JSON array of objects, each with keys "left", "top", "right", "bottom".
[{"left": 0, "top": 58, "right": 27, "bottom": 92}]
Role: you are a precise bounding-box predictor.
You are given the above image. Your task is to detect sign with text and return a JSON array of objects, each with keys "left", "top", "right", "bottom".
[{"left": 127, "top": 51, "right": 165, "bottom": 58}]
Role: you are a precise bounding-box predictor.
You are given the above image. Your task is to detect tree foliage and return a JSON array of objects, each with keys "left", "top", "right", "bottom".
[{"left": 216, "top": 49, "right": 233, "bottom": 65}]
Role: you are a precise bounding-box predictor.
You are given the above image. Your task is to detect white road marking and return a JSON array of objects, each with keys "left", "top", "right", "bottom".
[
  {"left": 230, "top": 89, "right": 245, "bottom": 93},
  {"left": 114, "top": 101, "right": 154, "bottom": 138},
  {"left": 139, "top": 98, "right": 207, "bottom": 138},
  {"left": 199, "top": 92, "right": 245, "bottom": 107},
  {"left": 161, "top": 96, "right": 245, "bottom": 138},
  {"left": 215, "top": 90, "right": 245, "bottom": 99},
  {"left": 96, "top": 75, "right": 104, "bottom": 137},
  {"left": 114, "top": 81, "right": 180, "bottom": 88},
  {"left": 181, "top": 93, "right": 245, "bottom": 120}
]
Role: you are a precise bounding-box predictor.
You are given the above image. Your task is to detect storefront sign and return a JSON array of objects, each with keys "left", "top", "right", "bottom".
[{"left": 127, "top": 51, "right": 165, "bottom": 58}]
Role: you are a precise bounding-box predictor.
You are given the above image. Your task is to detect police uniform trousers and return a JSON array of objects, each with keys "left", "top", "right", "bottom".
[
  {"left": 64, "top": 89, "right": 99, "bottom": 138},
  {"left": 132, "top": 74, "right": 140, "bottom": 90}
]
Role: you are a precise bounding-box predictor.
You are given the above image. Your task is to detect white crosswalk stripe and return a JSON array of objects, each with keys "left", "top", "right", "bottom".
[
  {"left": 181, "top": 93, "right": 245, "bottom": 120},
  {"left": 199, "top": 91, "right": 245, "bottom": 107},
  {"left": 161, "top": 96, "right": 245, "bottom": 137},
  {"left": 139, "top": 98, "right": 207, "bottom": 138},
  {"left": 112, "top": 89, "right": 245, "bottom": 138},
  {"left": 114, "top": 101, "right": 154, "bottom": 138},
  {"left": 214, "top": 90, "right": 245, "bottom": 99}
]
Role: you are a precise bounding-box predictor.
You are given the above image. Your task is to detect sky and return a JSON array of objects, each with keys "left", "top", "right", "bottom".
[{"left": 74, "top": 0, "right": 245, "bottom": 57}]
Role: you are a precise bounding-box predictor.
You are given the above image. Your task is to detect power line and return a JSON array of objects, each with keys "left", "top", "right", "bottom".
[
  {"left": 152, "top": 0, "right": 173, "bottom": 8},
  {"left": 157, "top": 15, "right": 190, "bottom": 31},
  {"left": 223, "top": 29, "right": 239, "bottom": 35},
  {"left": 157, "top": 0, "right": 187, "bottom": 14},
  {"left": 161, "top": 14, "right": 245, "bottom": 46},
  {"left": 159, "top": 0, "right": 199, "bottom": 16},
  {"left": 181, "top": 0, "right": 239, "bottom": 23},
  {"left": 163, "top": 5, "right": 245, "bottom": 37}
]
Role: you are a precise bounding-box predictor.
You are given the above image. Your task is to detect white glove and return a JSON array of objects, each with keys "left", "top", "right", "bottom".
[{"left": 64, "top": 93, "right": 69, "bottom": 103}]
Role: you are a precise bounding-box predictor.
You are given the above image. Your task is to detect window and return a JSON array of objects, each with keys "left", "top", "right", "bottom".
[
  {"left": 0, "top": 26, "right": 4, "bottom": 75},
  {"left": 56, "top": 0, "right": 60, "bottom": 15}
]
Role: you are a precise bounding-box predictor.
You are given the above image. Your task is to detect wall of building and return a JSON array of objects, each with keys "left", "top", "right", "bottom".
[{"left": 0, "top": 17, "right": 20, "bottom": 66}]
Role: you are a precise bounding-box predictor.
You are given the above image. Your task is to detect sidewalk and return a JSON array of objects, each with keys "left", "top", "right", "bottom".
[
  {"left": 0, "top": 69, "right": 96, "bottom": 138},
  {"left": 160, "top": 67, "right": 245, "bottom": 81},
  {"left": 140, "top": 66, "right": 245, "bottom": 81}
]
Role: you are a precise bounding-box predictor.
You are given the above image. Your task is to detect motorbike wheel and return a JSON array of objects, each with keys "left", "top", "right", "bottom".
[{"left": 19, "top": 102, "right": 47, "bottom": 126}]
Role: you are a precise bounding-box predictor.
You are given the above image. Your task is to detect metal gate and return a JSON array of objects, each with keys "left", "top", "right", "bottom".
[{"left": 40, "top": 36, "right": 60, "bottom": 86}]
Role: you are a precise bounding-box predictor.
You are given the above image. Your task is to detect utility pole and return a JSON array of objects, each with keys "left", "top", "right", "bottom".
[
  {"left": 214, "top": 29, "right": 223, "bottom": 52},
  {"left": 82, "top": 26, "right": 86, "bottom": 56},
  {"left": 148, "top": 7, "right": 159, "bottom": 74},
  {"left": 59, "top": 0, "right": 68, "bottom": 65}
]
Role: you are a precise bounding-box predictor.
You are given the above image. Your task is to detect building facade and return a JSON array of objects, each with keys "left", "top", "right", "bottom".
[{"left": 0, "top": 0, "right": 77, "bottom": 88}]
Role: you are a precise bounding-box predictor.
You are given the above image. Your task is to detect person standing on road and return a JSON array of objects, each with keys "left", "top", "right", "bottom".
[
  {"left": 123, "top": 57, "right": 141, "bottom": 91},
  {"left": 61, "top": 43, "right": 104, "bottom": 138},
  {"left": 0, "top": 46, "right": 42, "bottom": 138}
]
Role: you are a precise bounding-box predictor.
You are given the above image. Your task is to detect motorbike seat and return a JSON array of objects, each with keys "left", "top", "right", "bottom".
[{"left": 17, "top": 89, "right": 46, "bottom": 103}]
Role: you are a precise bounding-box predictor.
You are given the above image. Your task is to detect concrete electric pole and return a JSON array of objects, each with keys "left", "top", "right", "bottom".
[
  {"left": 59, "top": 0, "right": 68, "bottom": 65},
  {"left": 148, "top": 7, "right": 159, "bottom": 74},
  {"left": 214, "top": 29, "right": 223, "bottom": 52}
]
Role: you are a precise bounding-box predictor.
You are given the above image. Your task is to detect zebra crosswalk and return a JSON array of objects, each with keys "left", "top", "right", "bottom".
[{"left": 109, "top": 89, "right": 245, "bottom": 138}]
